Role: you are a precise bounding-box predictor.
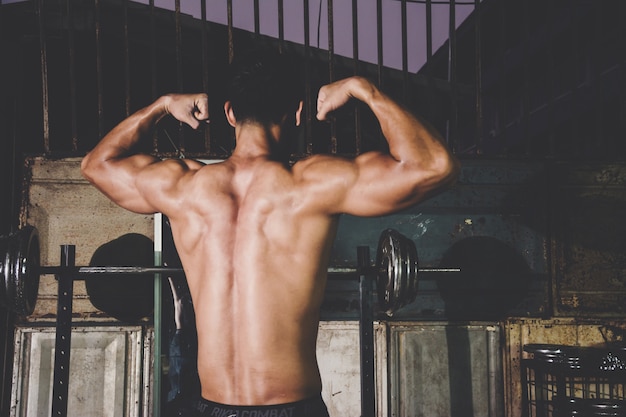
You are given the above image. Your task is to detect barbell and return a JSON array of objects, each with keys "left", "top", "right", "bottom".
[{"left": 0, "top": 226, "right": 459, "bottom": 318}]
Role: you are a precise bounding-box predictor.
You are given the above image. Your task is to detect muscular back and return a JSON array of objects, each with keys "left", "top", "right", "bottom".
[
  {"left": 163, "top": 158, "right": 339, "bottom": 405},
  {"left": 81, "top": 82, "right": 458, "bottom": 408}
]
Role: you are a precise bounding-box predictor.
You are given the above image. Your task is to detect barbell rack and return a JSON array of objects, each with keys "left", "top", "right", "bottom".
[{"left": 48, "top": 243, "right": 384, "bottom": 417}]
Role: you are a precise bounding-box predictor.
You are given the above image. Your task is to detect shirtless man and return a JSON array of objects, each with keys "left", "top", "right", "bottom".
[{"left": 81, "top": 50, "right": 459, "bottom": 417}]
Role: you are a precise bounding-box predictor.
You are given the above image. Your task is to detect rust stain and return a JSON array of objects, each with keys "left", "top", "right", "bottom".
[
  {"left": 560, "top": 294, "right": 580, "bottom": 308},
  {"left": 19, "top": 157, "right": 35, "bottom": 228}
]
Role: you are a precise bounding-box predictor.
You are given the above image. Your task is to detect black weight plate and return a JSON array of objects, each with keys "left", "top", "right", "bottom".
[
  {"left": 2, "top": 226, "right": 40, "bottom": 316},
  {"left": 402, "top": 232, "right": 419, "bottom": 305},
  {"left": 392, "top": 231, "right": 404, "bottom": 313},
  {"left": 376, "top": 228, "right": 417, "bottom": 316},
  {"left": 376, "top": 229, "right": 395, "bottom": 314},
  {"left": 86, "top": 233, "right": 155, "bottom": 323}
]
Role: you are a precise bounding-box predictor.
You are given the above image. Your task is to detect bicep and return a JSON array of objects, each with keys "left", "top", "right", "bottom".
[
  {"left": 83, "top": 155, "right": 186, "bottom": 214},
  {"left": 336, "top": 152, "right": 434, "bottom": 217},
  {"left": 299, "top": 154, "right": 411, "bottom": 217},
  {"left": 299, "top": 153, "right": 441, "bottom": 217}
]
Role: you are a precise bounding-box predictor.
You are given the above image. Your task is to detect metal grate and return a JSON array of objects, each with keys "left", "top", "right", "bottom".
[{"left": 522, "top": 344, "right": 626, "bottom": 417}]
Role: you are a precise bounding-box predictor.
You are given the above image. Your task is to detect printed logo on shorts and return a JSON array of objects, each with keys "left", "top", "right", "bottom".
[{"left": 209, "top": 407, "right": 296, "bottom": 417}]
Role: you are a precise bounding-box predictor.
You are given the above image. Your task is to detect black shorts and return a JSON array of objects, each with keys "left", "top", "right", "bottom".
[{"left": 188, "top": 394, "right": 330, "bottom": 417}]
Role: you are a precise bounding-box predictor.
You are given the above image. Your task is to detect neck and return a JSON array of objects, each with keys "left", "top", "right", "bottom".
[{"left": 231, "top": 122, "right": 287, "bottom": 162}]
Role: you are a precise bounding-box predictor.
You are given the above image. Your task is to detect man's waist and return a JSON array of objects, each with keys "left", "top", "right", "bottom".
[{"left": 193, "top": 394, "right": 328, "bottom": 417}]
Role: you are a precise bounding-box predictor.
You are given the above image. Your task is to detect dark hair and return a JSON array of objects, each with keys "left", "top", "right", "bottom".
[{"left": 227, "top": 47, "right": 303, "bottom": 126}]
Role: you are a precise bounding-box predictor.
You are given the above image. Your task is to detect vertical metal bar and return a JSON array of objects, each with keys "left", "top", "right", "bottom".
[
  {"left": 200, "top": 0, "right": 211, "bottom": 153},
  {"left": 376, "top": 0, "right": 383, "bottom": 88},
  {"left": 425, "top": 0, "right": 434, "bottom": 124},
  {"left": 227, "top": 0, "right": 234, "bottom": 64},
  {"left": 474, "top": 0, "right": 483, "bottom": 155},
  {"left": 569, "top": 1, "right": 580, "bottom": 156},
  {"left": 65, "top": 0, "right": 78, "bottom": 151},
  {"left": 278, "top": 0, "right": 284, "bottom": 52},
  {"left": 487, "top": 328, "right": 502, "bottom": 417},
  {"left": 150, "top": 0, "right": 158, "bottom": 151},
  {"left": 522, "top": 0, "right": 530, "bottom": 156},
  {"left": 426, "top": 0, "right": 433, "bottom": 59},
  {"left": 358, "top": 246, "right": 375, "bottom": 417},
  {"left": 327, "top": 0, "right": 337, "bottom": 153},
  {"left": 51, "top": 245, "right": 75, "bottom": 417},
  {"left": 401, "top": 0, "right": 409, "bottom": 103},
  {"left": 447, "top": 0, "right": 458, "bottom": 152},
  {"left": 145, "top": 20, "right": 161, "bottom": 412},
  {"left": 175, "top": 0, "right": 182, "bottom": 94},
  {"left": 592, "top": 2, "right": 604, "bottom": 155},
  {"left": 352, "top": 0, "right": 361, "bottom": 154},
  {"left": 36, "top": 0, "right": 50, "bottom": 153},
  {"left": 254, "top": 0, "right": 260, "bottom": 35},
  {"left": 123, "top": 0, "right": 131, "bottom": 117},
  {"left": 0, "top": 312, "right": 12, "bottom": 417},
  {"left": 520, "top": 360, "right": 530, "bottom": 417},
  {"left": 95, "top": 0, "right": 104, "bottom": 138},
  {"left": 616, "top": 1, "right": 626, "bottom": 154},
  {"left": 375, "top": 0, "right": 384, "bottom": 146},
  {"left": 498, "top": 0, "right": 508, "bottom": 154},
  {"left": 153, "top": 232, "right": 163, "bottom": 417},
  {"left": 304, "top": 0, "right": 313, "bottom": 155},
  {"left": 174, "top": 0, "right": 185, "bottom": 153},
  {"left": 327, "top": 0, "right": 335, "bottom": 83},
  {"left": 352, "top": 0, "right": 359, "bottom": 74},
  {"left": 545, "top": 1, "right": 555, "bottom": 157},
  {"left": 10, "top": 108, "right": 18, "bottom": 230}
]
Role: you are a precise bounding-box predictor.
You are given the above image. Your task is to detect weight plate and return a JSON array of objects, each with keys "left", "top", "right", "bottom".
[
  {"left": 2, "top": 226, "right": 40, "bottom": 316},
  {"left": 376, "top": 228, "right": 418, "bottom": 316},
  {"left": 403, "top": 233, "right": 419, "bottom": 305},
  {"left": 376, "top": 229, "right": 393, "bottom": 314}
]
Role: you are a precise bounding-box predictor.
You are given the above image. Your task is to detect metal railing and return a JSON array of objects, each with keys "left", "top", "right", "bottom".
[{"left": 0, "top": 0, "right": 625, "bottom": 158}]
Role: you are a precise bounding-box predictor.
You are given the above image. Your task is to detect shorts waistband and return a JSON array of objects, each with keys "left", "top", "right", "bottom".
[{"left": 194, "top": 394, "right": 327, "bottom": 417}]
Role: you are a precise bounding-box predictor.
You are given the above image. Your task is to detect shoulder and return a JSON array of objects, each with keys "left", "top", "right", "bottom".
[
  {"left": 135, "top": 158, "right": 212, "bottom": 199},
  {"left": 138, "top": 158, "right": 205, "bottom": 179},
  {"left": 292, "top": 151, "right": 390, "bottom": 181},
  {"left": 292, "top": 154, "right": 354, "bottom": 180},
  {"left": 289, "top": 155, "right": 361, "bottom": 213},
  {"left": 137, "top": 159, "right": 232, "bottom": 216}
]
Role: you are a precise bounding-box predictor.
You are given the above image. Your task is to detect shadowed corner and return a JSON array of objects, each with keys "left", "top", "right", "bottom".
[
  {"left": 436, "top": 236, "right": 532, "bottom": 321},
  {"left": 436, "top": 236, "right": 532, "bottom": 416}
]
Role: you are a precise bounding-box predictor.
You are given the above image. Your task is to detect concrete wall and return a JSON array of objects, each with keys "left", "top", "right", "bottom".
[
  {"left": 21, "top": 157, "right": 154, "bottom": 322},
  {"left": 18, "top": 157, "right": 626, "bottom": 417}
]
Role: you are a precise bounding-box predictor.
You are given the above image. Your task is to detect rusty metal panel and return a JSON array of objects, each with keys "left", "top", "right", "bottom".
[
  {"left": 503, "top": 318, "right": 626, "bottom": 417},
  {"left": 10, "top": 326, "right": 147, "bottom": 417},
  {"left": 552, "top": 163, "right": 626, "bottom": 317},
  {"left": 316, "top": 321, "right": 387, "bottom": 417},
  {"left": 388, "top": 322, "right": 502, "bottom": 417},
  {"left": 330, "top": 160, "right": 549, "bottom": 320}
]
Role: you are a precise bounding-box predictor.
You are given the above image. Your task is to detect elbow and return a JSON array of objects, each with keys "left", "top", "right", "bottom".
[
  {"left": 412, "top": 153, "right": 460, "bottom": 202},
  {"left": 80, "top": 153, "right": 93, "bottom": 181},
  {"left": 427, "top": 151, "right": 460, "bottom": 190},
  {"left": 80, "top": 152, "right": 101, "bottom": 184},
  {"left": 441, "top": 153, "right": 461, "bottom": 186}
]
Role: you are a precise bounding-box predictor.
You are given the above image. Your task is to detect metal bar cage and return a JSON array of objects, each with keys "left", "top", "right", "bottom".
[
  {"left": 522, "top": 345, "right": 626, "bottom": 417},
  {"left": 0, "top": 0, "right": 625, "bottom": 161}
]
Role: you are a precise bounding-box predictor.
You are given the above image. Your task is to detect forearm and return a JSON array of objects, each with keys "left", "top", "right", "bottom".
[
  {"left": 82, "top": 96, "right": 168, "bottom": 171},
  {"left": 353, "top": 78, "right": 451, "bottom": 166}
]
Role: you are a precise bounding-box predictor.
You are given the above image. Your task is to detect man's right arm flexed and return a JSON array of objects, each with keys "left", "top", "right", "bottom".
[
  {"left": 306, "top": 76, "right": 460, "bottom": 217},
  {"left": 81, "top": 93, "right": 209, "bottom": 214}
]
